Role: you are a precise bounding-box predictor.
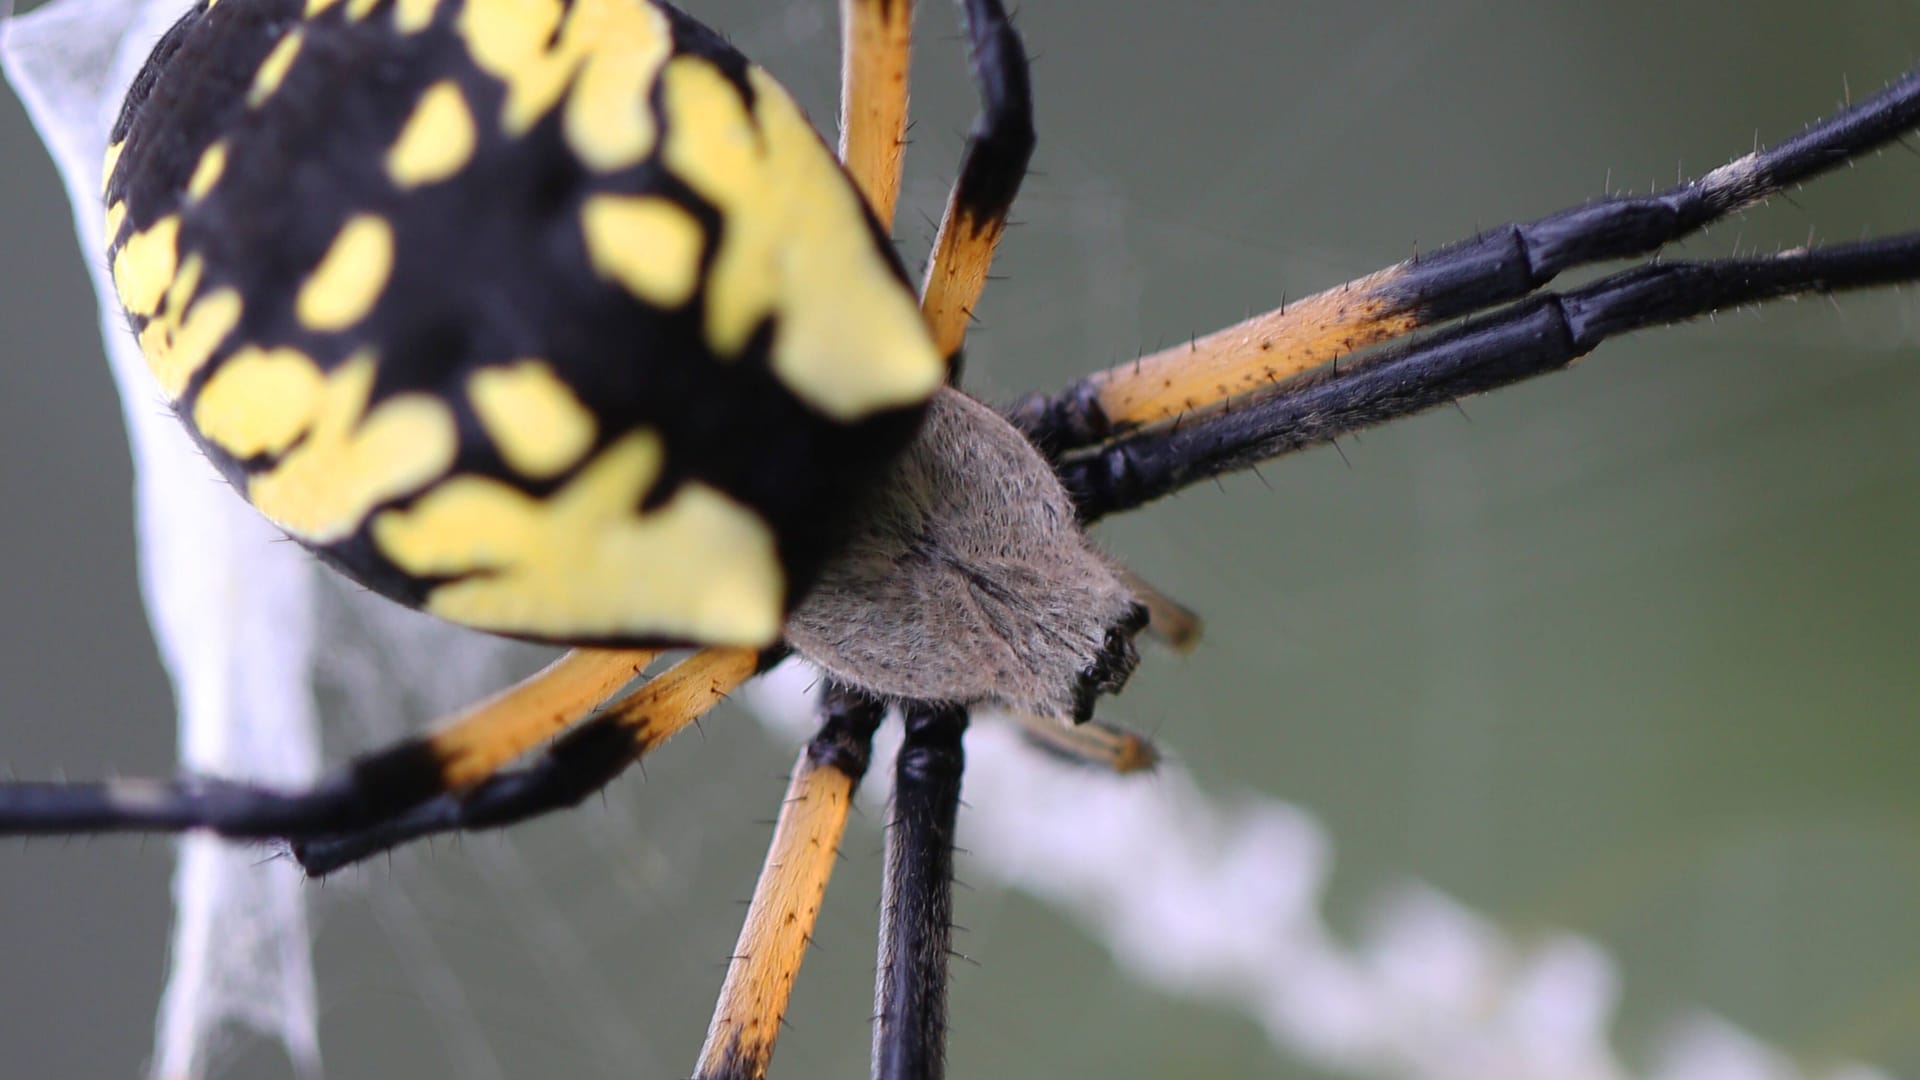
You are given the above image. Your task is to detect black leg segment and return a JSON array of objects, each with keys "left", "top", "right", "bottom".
[
  {"left": 0, "top": 738, "right": 446, "bottom": 840},
  {"left": 873, "top": 701, "right": 969, "bottom": 1080}
]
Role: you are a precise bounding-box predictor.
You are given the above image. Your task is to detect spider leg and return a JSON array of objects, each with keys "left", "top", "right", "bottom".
[
  {"left": 1060, "top": 231, "right": 1920, "bottom": 522},
  {"left": 874, "top": 700, "right": 969, "bottom": 1080},
  {"left": 1009, "top": 65, "right": 1920, "bottom": 455},
  {"left": 417, "top": 646, "right": 659, "bottom": 788},
  {"left": 694, "top": 683, "right": 886, "bottom": 1080},
  {"left": 292, "top": 646, "right": 762, "bottom": 874},
  {"left": 840, "top": 0, "right": 914, "bottom": 229},
  {"left": 919, "top": 0, "right": 1035, "bottom": 366},
  {"left": 1118, "top": 568, "right": 1204, "bottom": 654},
  {"left": 0, "top": 646, "right": 655, "bottom": 838},
  {"left": 1009, "top": 712, "right": 1160, "bottom": 774}
]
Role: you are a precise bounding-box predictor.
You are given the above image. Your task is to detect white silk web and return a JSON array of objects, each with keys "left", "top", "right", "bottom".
[{"left": 3, "top": 0, "right": 323, "bottom": 1074}]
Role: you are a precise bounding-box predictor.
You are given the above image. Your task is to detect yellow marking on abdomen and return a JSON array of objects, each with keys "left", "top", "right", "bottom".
[
  {"left": 393, "top": 0, "right": 442, "bottom": 32},
  {"left": 296, "top": 214, "right": 394, "bottom": 331},
  {"left": 136, "top": 253, "right": 243, "bottom": 400},
  {"left": 385, "top": 80, "right": 477, "bottom": 188},
  {"left": 455, "top": 0, "right": 563, "bottom": 122},
  {"left": 249, "top": 351, "right": 458, "bottom": 544},
  {"left": 103, "top": 201, "right": 127, "bottom": 245},
  {"left": 372, "top": 429, "right": 785, "bottom": 646},
  {"left": 660, "top": 57, "right": 940, "bottom": 421},
  {"left": 457, "top": 0, "right": 669, "bottom": 170},
  {"left": 467, "top": 360, "right": 598, "bottom": 479},
  {"left": 579, "top": 194, "right": 703, "bottom": 307},
  {"left": 560, "top": 0, "right": 671, "bottom": 171},
  {"left": 248, "top": 29, "right": 304, "bottom": 107},
  {"left": 656, "top": 58, "right": 761, "bottom": 351},
  {"left": 101, "top": 140, "right": 124, "bottom": 197},
  {"left": 192, "top": 346, "right": 327, "bottom": 458},
  {"left": 112, "top": 214, "right": 181, "bottom": 317},
  {"left": 186, "top": 140, "right": 228, "bottom": 200}
]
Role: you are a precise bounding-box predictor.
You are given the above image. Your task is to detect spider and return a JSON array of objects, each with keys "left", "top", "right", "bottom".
[{"left": 3, "top": 2, "right": 1920, "bottom": 1076}]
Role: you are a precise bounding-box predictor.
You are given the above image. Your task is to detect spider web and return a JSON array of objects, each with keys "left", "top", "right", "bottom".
[
  {"left": 2, "top": 0, "right": 323, "bottom": 1074},
  {"left": 1, "top": 0, "right": 1906, "bottom": 1077}
]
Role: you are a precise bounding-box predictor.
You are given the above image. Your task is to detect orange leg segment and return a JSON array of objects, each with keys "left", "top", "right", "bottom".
[
  {"left": 839, "top": 0, "right": 914, "bottom": 229},
  {"left": 695, "top": 686, "right": 886, "bottom": 1080}
]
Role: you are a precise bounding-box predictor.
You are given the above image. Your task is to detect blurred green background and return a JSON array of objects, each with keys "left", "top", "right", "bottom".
[{"left": 3, "top": 1, "right": 1919, "bottom": 1077}]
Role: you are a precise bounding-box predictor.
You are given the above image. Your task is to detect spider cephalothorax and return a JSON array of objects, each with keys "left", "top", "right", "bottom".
[
  {"left": 790, "top": 388, "right": 1148, "bottom": 723},
  {"left": 6, "top": 0, "right": 1920, "bottom": 1077}
]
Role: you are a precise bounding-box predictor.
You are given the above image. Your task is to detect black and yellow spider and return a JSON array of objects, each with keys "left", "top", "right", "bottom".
[{"left": 4, "top": 0, "right": 1920, "bottom": 1077}]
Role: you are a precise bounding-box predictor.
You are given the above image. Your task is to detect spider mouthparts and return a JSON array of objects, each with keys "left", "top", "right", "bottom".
[{"left": 1069, "top": 602, "right": 1150, "bottom": 724}]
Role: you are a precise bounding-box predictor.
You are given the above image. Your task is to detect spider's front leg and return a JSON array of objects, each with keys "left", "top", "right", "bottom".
[
  {"left": 920, "top": 0, "right": 1035, "bottom": 369},
  {"left": 1056, "top": 233, "right": 1920, "bottom": 524},
  {"left": 839, "top": 0, "right": 915, "bottom": 230},
  {"left": 1008, "top": 65, "right": 1920, "bottom": 460}
]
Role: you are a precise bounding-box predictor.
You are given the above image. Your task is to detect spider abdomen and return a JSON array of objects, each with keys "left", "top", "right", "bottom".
[{"left": 104, "top": 0, "right": 943, "bottom": 648}]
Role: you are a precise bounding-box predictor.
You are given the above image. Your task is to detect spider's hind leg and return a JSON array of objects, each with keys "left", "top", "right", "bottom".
[
  {"left": 695, "top": 681, "right": 885, "bottom": 1080},
  {"left": 293, "top": 646, "right": 762, "bottom": 874},
  {"left": 875, "top": 700, "right": 969, "bottom": 1080},
  {"left": 0, "top": 646, "right": 657, "bottom": 842}
]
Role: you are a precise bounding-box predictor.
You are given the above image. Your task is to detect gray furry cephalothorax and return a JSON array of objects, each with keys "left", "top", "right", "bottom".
[{"left": 785, "top": 388, "right": 1148, "bottom": 722}]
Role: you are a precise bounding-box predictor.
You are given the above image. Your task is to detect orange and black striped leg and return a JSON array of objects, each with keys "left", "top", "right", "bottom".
[
  {"left": 0, "top": 646, "right": 655, "bottom": 840},
  {"left": 415, "top": 646, "right": 660, "bottom": 790},
  {"left": 293, "top": 646, "right": 763, "bottom": 874},
  {"left": 873, "top": 700, "right": 968, "bottom": 1080},
  {"left": 694, "top": 684, "right": 886, "bottom": 1080},
  {"left": 1010, "top": 66, "right": 1920, "bottom": 454},
  {"left": 919, "top": 0, "right": 1034, "bottom": 369},
  {"left": 840, "top": 0, "right": 914, "bottom": 229},
  {"left": 1060, "top": 231, "right": 1920, "bottom": 523}
]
